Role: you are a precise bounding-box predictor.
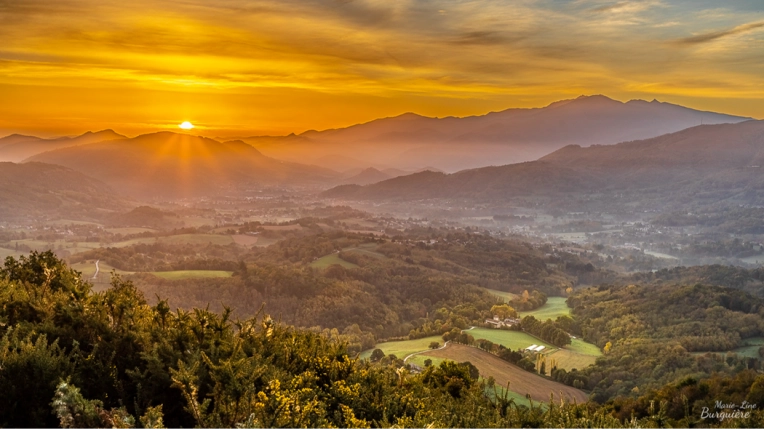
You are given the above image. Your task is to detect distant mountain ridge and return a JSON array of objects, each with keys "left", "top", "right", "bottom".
[
  {"left": 241, "top": 95, "right": 750, "bottom": 172},
  {"left": 25, "top": 131, "right": 340, "bottom": 197},
  {"left": 0, "top": 162, "right": 127, "bottom": 220},
  {"left": 0, "top": 129, "right": 126, "bottom": 162},
  {"left": 322, "top": 120, "right": 764, "bottom": 207}
]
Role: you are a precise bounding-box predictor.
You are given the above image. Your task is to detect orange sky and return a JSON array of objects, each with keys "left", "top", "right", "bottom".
[{"left": 1, "top": 0, "right": 763, "bottom": 138}]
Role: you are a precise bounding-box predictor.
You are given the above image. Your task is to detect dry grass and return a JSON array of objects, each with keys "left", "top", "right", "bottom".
[{"left": 422, "top": 343, "right": 588, "bottom": 403}]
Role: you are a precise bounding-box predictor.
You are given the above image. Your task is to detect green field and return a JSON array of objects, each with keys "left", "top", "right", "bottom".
[
  {"left": 0, "top": 248, "right": 25, "bottom": 259},
  {"left": 10, "top": 239, "right": 104, "bottom": 255},
  {"left": 151, "top": 270, "right": 234, "bottom": 280},
  {"left": 105, "top": 227, "right": 157, "bottom": 235},
  {"left": 520, "top": 297, "right": 571, "bottom": 321},
  {"left": 467, "top": 328, "right": 555, "bottom": 350},
  {"left": 70, "top": 261, "right": 133, "bottom": 277},
  {"left": 484, "top": 288, "right": 520, "bottom": 302},
  {"left": 344, "top": 244, "right": 387, "bottom": 259},
  {"left": 693, "top": 337, "right": 764, "bottom": 359},
  {"left": 566, "top": 338, "right": 602, "bottom": 356},
  {"left": 359, "top": 335, "right": 442, "bottom": 360},
  {"left": 310, "top": 253, "right": 359, "bottom": 269}
]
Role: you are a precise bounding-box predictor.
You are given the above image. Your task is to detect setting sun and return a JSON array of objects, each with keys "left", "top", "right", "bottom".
[{"left": 179, "top": 121, "right": 194, "bottom": 130}]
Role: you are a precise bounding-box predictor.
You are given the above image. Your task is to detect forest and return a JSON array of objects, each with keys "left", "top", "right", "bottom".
[{"left": 4, "top": 252, "right": 764, "bottom": 428}]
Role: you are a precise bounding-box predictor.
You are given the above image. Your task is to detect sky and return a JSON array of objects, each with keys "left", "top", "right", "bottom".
[{"left": 1, "top": 0, "right": 763, "bottom": 137}]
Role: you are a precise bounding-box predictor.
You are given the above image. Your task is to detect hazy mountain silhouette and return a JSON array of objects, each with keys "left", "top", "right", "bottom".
[
  {"left": 243, "top": 95, "right": 749, "bottom": 172},
  {"left": 0, "top": 162, "right": 126, "bottom": 220},
  {"left": 322, "top": 120, "right": 764, "bottom": 205},
  {"left": 26, "top": 132, "right": 340, "bottom": 197},
  {"left": 339, "top": 167, "right": 393, "bottom": 185},
  {"left": 0, "top": 130, "right": 126, "bottom": 162}
]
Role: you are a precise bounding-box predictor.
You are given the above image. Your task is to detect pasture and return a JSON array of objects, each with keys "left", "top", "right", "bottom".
[
  {"left": 422, "top": 343, "right": 588, "bottom": 403},
  {"left": 151, "top": 270, "right": 234, "bottom": 280},
  {"left": 468, "top": 328, "right": 555, "bottom": 350},
  {"left": 359, "top": 335, "right": 442, "bottom": 360},
  {"left": 484, "top": 288, "right": 520, "bottom": 302},
  {"left": 520, "top": 297, "right": 571, "bottom": 320},
  {"left": 310, "top": 253, "right": 359, "bottom": 269}
]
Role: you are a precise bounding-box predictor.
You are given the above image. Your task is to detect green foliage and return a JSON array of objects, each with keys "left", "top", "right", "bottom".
[{"left": 3, "top": 251, "right": 764, "bottom": 428}]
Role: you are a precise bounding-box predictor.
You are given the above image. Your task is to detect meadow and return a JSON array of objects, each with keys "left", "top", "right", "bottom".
[
  {"left": 467, "top": 327, "right": 554, "bottom": 350},
  {"left": 310, "top": 253, "right": 359, "bottom": 269},
  {"left": 151, "top": 270, "right": 234, "bottom": 280},
  {"left": 520, "top": 297, "right": 571, "bottom": 320},
  {"left": 358, "top": 335, "right": 442, "bottom": 360}
]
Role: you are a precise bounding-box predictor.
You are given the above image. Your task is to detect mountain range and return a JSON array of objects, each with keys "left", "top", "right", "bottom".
[
  {"left": 240, "top": 95, "right": 750, "bottom": 172},
  {"left": 0, "top": 129, "right": 126, "bottom": 162},
  {"left": 26, "top": 132, "right": 339, "bottom": 197},
  {"left": 0, "top": 162, "right": 127, "bottom": 220},
  {"left": 322, "top": 120, "right": 764, "bottom": 208}
]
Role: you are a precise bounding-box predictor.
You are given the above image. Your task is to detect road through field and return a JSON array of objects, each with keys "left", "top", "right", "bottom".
[{"left": 422, "top": 342, "right": 589, "bottom": 403}]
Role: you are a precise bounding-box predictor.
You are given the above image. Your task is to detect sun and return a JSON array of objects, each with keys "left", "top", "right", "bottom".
[{"left": 179, "top": 121, "right": 194, "bottom": 130}]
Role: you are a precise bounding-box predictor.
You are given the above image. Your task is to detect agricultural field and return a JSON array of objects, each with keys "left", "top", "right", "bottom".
[
  {"left": 232, "top": 234, "right": 260, "bottom": 246},
  {"left": 151, "top": 270, "right": 234, "bottom": 280},
  {"left": 310, "top": 253, "right": 359, "bottom": 269},
  {"left": 520, "top": 297, "right": 571, "bottom": 320},
  {"left": 693, "top": 337, "right": 764, "bottom": 359},
  {"left": 343, "top": 243, "right": 387, "bottom": 259},
  {"left": 421, "top": 343, "right": 588, "bottom": 403},
  {"left": 359, "top": 335, "right": 442, "bottom": 360},
  {"left": 9, "top": 239, "right": 103, "bottom": 255},
  {"left": 484, "top": 288, "right": 520, "bottom": 302},
  {"left": 566, "top": 338, "right": 603, "bottom": 356},
  {"left": 468, "top": 328, "right": 555, "bottom": 350},
  {"left": 546, "top": 348, "right": 598, "bottom": 372},
  {"left": 70, "top": 261, "right": 133, "bottom": 277},
  {"left": 0, "top": 248, "right": 25, "bottom": 259},
  {"left": 105, "top": 227, "right": 157, "bottom": 235}
]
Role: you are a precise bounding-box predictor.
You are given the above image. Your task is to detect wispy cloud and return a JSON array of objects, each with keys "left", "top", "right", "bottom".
[
  {"left": 0, "top": 0, "right": 763, "bottom": 136},
  {"left": 674, "top": 20, "right": 764, "bottom": 45}
]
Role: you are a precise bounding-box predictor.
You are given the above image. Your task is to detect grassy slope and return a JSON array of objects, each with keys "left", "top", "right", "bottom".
[
  {"left": 520, "top": 297, "right": 571, "bottom": 320},
  {"left": 151, "top": 270, "right": 234, "bottom": 280},
  {"left": 359, "top": 335, "right": 442, "bottom": 360},
  {"left": 468, "top": 328, "right": 555, "bottom": 350},
  {"left": 310, "top": 253, "right": 359, "bottom": 269},
  {"left": 484, "top": 288, "right": 520, "bottom": 302},
  {"left": 421, "top": 343, "right": 589, "bottom": 403}
]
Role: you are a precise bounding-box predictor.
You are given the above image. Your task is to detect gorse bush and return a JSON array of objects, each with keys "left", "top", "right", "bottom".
[{"left": 2, "top": 251, "right": 764, "bottom": 427}]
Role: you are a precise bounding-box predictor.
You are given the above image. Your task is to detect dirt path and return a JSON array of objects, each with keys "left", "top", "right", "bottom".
[{"left": 421, "top": 342, "right": 589, "bottom": 403}]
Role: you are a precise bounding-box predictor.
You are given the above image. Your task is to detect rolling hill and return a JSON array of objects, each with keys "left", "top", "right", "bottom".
[
  {"left": 25, "top": 132, "right": 340, "bottom": 197},
  {"left": 322, "top": 120, "right": 764, "bottom": 207},
  {"left": 0, "top": 129, "right": 126, "bottom": 162},
  {"left": 0, "top": 162, "right": 128, "bottom": 220},
  {"left": 242, "top": 95, "right": 749, "bottom": 172}
]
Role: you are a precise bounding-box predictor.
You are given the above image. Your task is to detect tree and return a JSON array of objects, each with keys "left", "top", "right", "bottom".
[
  {"left": 490, "top": 304, "right": 517, "bottom": 319},
  {"left": 429, "top": 341, "right": 440, "bottom": 349},
  {"left": 370, "top": 348, "right": 385, "bottom": 362}
]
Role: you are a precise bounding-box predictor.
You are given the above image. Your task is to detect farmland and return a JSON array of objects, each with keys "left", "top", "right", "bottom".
[
  {"left": 421, "top": 343, "right": 589, "bottom": 403},
  {"left": 310, "top": 253, "right": 359, "bottom": 269},
  {"left": 468, "top": 328, "right": 554, "bottom": 350},
  {"left": 151, "top": 270, "right": 234, "bottom": 280},
  {"left": 520, "top": 297, "right": 571, "bottom": 320},
  {"left": 359, "top": 335, "right": 442, "bottom": 360},
  {"left": 484, "top": 288, "right": 520, "bottom": 302}
]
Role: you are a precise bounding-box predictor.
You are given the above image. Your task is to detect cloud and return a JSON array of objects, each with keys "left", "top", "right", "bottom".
[{"left": 674, "top": 20, "right": 764, "bottom": 45}]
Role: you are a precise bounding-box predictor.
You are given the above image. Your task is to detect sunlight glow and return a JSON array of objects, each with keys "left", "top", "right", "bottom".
[{"left": 179, "top": 121, "right": 194, "bottom": 130}]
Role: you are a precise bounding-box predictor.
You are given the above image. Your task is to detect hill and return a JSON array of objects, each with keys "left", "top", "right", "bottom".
[
  {"left": 243, "top": 95, "right": 749, "bottom": 172},
  {"left": 322, "top": 120, "right": 764, "bottom": 207},
  {"left": 0, "top": 162, "right": 127, "bottom": 220},
  {"left": 339, "top": 167, "right": 393, "bottom": 185},
  {"left": 0, "top": 129, "right": 126, "bottom": 162},
  {"left": 26, "top": 132, "right": 340, "bottom": 197}
]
